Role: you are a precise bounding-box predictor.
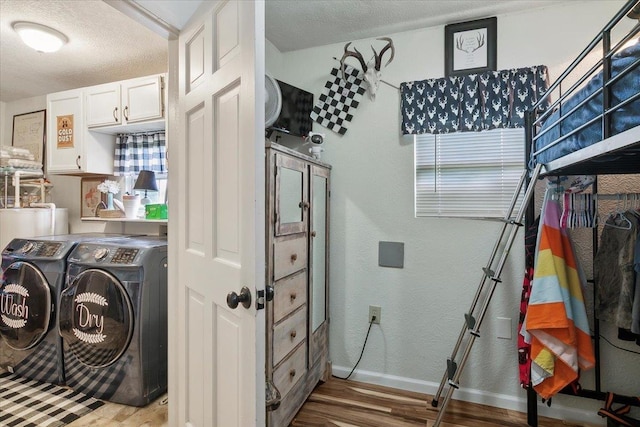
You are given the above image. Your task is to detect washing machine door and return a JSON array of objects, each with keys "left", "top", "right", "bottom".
[
  {"left": 0, "top": 261, "right": 52, "bottom": 350},
  {"left": 59, "top": 268, "right": 134, "bottom": 368}
]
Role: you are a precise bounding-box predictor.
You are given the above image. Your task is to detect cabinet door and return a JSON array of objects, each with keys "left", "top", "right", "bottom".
[
  {"left": 275, "top": 153, "right": 307, "bottom": 236},
  {"left": 86, "top": 83, "right": 121, "bottom": 127},
  {"left": 309, "top": 165, "right": 329, "bottom": 336},
  {"left": 47, "top": 89, "right": 84, "bottom": 173},
  {"left": 122, "top": 75, "right": 163, "bottom": 124}
]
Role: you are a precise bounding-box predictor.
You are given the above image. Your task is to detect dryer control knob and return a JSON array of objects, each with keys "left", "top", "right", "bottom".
[
  {"left": 20, "top": 242, "right": 35, "bottom": 253},
  {"left": 94, "top": 247, "right": 109, "bottom": 261}
]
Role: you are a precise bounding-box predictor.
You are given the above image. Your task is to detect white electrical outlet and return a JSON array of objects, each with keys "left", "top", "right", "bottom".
[
  {"left": 496, "top": 317, "right": 512, "bottom": 340},
  {"left": 369, "top": 305, "right": 381, "bottom": 324}
]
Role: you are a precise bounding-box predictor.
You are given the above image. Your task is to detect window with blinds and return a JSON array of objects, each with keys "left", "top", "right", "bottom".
[{"left": 415, "top": 128, "right": 525, "bottom": 218}]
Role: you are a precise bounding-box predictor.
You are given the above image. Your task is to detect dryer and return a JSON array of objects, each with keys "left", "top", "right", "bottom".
[
  {"left": 59, "top": 236, "right": 167, "bottom": 406},
  {"left": 0, "top": 234, "right": 130, "bottom": 384}
]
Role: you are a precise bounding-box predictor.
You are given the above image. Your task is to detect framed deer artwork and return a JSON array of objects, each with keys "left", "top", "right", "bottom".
[{"left": 445, "top": 17, "right": 497, "bottom": 77}]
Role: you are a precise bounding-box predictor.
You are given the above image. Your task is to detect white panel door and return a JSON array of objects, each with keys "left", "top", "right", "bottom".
[{"left": 172, "top": 1, "right": 265, "bottom": 426}]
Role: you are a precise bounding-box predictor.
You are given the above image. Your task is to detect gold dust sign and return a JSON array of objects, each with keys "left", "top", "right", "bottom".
[{"left": 57, "top": 115, "right": 74, "bottom": 148}]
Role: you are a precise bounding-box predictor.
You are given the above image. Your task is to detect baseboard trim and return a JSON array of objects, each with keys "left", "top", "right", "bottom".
[{"left": 330, "top": 366, "right": 604, "bottom": 426}]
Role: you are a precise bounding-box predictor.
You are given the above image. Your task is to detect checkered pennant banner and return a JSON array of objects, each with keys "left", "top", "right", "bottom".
[
  {"left": 0, "top": 372, "right": 104, "bottom": 427},
  {"left": 311, "top": 65, "right": 366, "bottom": 135}
]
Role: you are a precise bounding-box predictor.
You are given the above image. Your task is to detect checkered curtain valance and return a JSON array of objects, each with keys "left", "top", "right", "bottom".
[
  {"left": 113, "top": 131, "right": 167, "bottom": 176},
  {"left": 400, "top": 65, "right": 549, "bottom": 135}
]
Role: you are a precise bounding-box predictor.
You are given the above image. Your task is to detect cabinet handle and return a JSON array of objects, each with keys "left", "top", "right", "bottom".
[
  {"left": 290, "top": 292, "right": 297, "bottom": 302},
  {"left": 113, "top": 107, "right": 118, "bottom": 122},
  {"left": 290, "top": 253, "right": 297, "bottom": 262},
  {"left": 76, "top": 156, "right": 81, "bottom": 169},
  {"left": 123, "top": 106, "right": 129, "bottom": 121},
  {"left": 289, "top": 369, "right": 296, "bottom": 378},
  {"left": 311, "top": 231, "right": 317, "bottom": 237},
  {"left": 298, "top": 201, "right": 309, "bottom": 209},
  {"left": 290, "top": 330, "right": 297, "bottom": 340}
]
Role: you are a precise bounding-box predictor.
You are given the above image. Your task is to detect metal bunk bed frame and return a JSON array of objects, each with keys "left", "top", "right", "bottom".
[{"left": 525, "top": 1, "right": 640, "bottom": 425}]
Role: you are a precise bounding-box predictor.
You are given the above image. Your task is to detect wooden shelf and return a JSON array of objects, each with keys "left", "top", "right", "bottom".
[{"left": 81, "top": 217, "right": 167, "bottom": 223}]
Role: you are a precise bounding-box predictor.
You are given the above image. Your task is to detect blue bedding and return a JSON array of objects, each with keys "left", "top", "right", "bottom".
[{"left": 534, "top": 41, "right": 640, "bottom": 165}]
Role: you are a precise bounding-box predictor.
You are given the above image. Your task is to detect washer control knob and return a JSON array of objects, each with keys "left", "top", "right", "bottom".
[
  {"left": 20, "top": 242, "right": 35, "bottom": 254},
  {"left": 94, "top": 247, "right": 109, "bottom": 261}
]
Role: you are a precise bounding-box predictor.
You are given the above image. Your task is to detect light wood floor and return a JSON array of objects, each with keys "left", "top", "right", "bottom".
[
  {"left": 65, "top": 393, "right": 168, "bottom": 427},
  {"left": 291, "top": 378, "right": 599, "bottom": 427},
  {"left": 62, "top": 377, "right": 599, "bottom": 426}
]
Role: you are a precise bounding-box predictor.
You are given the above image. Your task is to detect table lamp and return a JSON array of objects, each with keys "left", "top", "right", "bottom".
[{"left": 133, "top": 170, "right": 158, "bottom": 205}]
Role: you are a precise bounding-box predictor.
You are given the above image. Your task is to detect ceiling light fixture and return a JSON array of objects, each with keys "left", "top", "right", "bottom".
[{"left": 12, "top": 21, "right": 68, "bottom": 53}]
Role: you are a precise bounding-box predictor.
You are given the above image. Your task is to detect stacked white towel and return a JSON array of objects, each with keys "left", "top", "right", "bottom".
[{"left": 0, "top": 146, "right": 42, "bottom": 170}]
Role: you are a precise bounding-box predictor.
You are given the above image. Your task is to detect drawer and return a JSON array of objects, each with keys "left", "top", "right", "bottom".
[
  {"left": 273, "top": 342, "right": 306, "bottom": 400},
  {"left": 272, "top": 306, "right": 306, "bottom": 366},
  {"left": 273, "top": 235, "right": 307, "bottom": 281},
  {"left": 273, "top": 270, "right": 306, "bottom": 323}
]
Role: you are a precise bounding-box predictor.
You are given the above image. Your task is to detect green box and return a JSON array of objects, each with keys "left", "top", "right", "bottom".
[{"left": 145, "top": 203, "right": 168, "bottom": 219}]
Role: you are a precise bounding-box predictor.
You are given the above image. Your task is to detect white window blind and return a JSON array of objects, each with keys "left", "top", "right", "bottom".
[{"left": 415, "top": 128, "right": 525, "bottom": 218}]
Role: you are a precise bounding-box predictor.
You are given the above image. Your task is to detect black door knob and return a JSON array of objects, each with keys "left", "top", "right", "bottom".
[
  {"left": 227, "top": 286, "right": 252, "bottom": 309},
  {"left": 265, "top": 285, "right": 274, "bottom": 302}
]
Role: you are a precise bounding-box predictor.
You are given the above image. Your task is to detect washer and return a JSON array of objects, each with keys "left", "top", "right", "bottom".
[
  {"left": 0, "top": 234, "right": 132, "bottom": 384},
  {"left": 59, "top": 236, "right": 167, "bottom": 406}
]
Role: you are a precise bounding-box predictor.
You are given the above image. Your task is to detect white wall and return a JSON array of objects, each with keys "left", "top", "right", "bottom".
[{"left": 268, "top": 1, "right": 638, "bottom": 423}]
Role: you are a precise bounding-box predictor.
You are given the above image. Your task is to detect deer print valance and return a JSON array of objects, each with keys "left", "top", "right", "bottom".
[{"left": 400, "top": 65, "right": 549, "bottom": 135}]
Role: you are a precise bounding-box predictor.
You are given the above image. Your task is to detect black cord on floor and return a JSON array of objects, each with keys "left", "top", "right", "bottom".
[
  {"left": 601, "top": 334, "right": 640, "bottom": 355},
  {"left": 332, "top": 316, "right": 375, "bottom": 380}
]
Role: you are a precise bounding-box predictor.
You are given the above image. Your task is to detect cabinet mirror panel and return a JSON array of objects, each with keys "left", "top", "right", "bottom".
[
  {"left": 311, "top": 173, "right": 327, "bottom": 332},
  {"left": 275, "top": 153, "right": 307, "bottom": 236},
  {"left": 279, "top": 166, "right": 303, "bottom": 224}
]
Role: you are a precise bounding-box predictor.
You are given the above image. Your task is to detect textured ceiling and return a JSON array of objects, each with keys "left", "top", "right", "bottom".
[
  {"left": 265, "top": 0, "right": 567, "bottom": 52},
  {"left": 0, "top": 0, "right": 168, "bottom": 102},
  {"left": 0, "top": 0, "right": 570, "bottom": 103}
]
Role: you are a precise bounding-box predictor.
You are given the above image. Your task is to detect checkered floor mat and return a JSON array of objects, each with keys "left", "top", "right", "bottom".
[{"left": 0, "top": 372, "right": 103, "bottom": 427}]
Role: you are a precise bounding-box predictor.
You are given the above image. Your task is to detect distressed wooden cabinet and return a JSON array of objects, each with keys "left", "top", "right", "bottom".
[{"left": 265, "top": 142, "right": 330, "bottom": 426}]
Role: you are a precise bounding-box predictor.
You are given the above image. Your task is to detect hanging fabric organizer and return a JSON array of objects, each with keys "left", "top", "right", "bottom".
[{"left": 400, "top": 65, "right": 550, "bottom": 134}]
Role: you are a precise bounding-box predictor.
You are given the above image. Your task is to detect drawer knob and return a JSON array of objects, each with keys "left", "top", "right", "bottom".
[
  {"left": 311, "top": 231, "right": 317, "bottom": 237},
  {"left": 290, "top": 292, "right": 297, "bottom": 301},
  {"left": 289, "top": 369, "right": 296, "bottom": 378},
  {"left": 290, "top": 330, "right": 297, "bottom": 339},
  {"left": 290, "top": 253, "right": 298, "bottom": 262},
  {"left": 298, "top": 202, "right": 309, "bottom": 209}
]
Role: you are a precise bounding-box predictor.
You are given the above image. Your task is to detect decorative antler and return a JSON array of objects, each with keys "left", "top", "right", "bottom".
[
  {"left": 338, "top": 37, "right": 395, "bottom": 101},
  {"left": 456, "top": 31, "right": 485, "bottom": 54},
  {"left": 373, "top": 37, "right": 395, "bottom": 70},
  {"left": 340, "top": 42, "right": 368, "bottom": 81}
]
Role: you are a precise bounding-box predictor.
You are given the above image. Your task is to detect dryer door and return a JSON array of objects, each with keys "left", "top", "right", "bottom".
[
  {"left": 59, "top": 268, "right": 133, "bottom": 368},
  {"left": 0, "top": 261, "right": 51, "bottom": 350}
]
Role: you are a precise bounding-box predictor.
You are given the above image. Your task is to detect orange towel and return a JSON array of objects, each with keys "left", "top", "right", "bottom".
[{"left": 523, "top": 194, "right": 595, "bottom": 399}]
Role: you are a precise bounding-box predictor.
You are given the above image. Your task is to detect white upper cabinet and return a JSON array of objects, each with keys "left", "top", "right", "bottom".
[
  {"left": 86, "top": 84, "right": 121, "bottom": 127},
  {"left": 47, "top": 88, "right": 114, "bottom": 175},
  {"left": 86, "top": 74, "right": 165, "bottom": 132}
]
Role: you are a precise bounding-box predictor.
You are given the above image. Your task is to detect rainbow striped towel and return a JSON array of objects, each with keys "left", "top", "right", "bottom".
[{"left": 522, "top": 193, "right": 595, "bottom": 399}]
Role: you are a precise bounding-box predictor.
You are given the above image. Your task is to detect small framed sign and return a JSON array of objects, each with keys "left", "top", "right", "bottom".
[
  {"left": 12, "top": 110, "right": 46, "bottom": 165},
  {"left": 445, "top": 17, "right": 497, "bottom": 77},
  {"left": 80, "top": 176, "right": 107, "bottom": 218}
]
